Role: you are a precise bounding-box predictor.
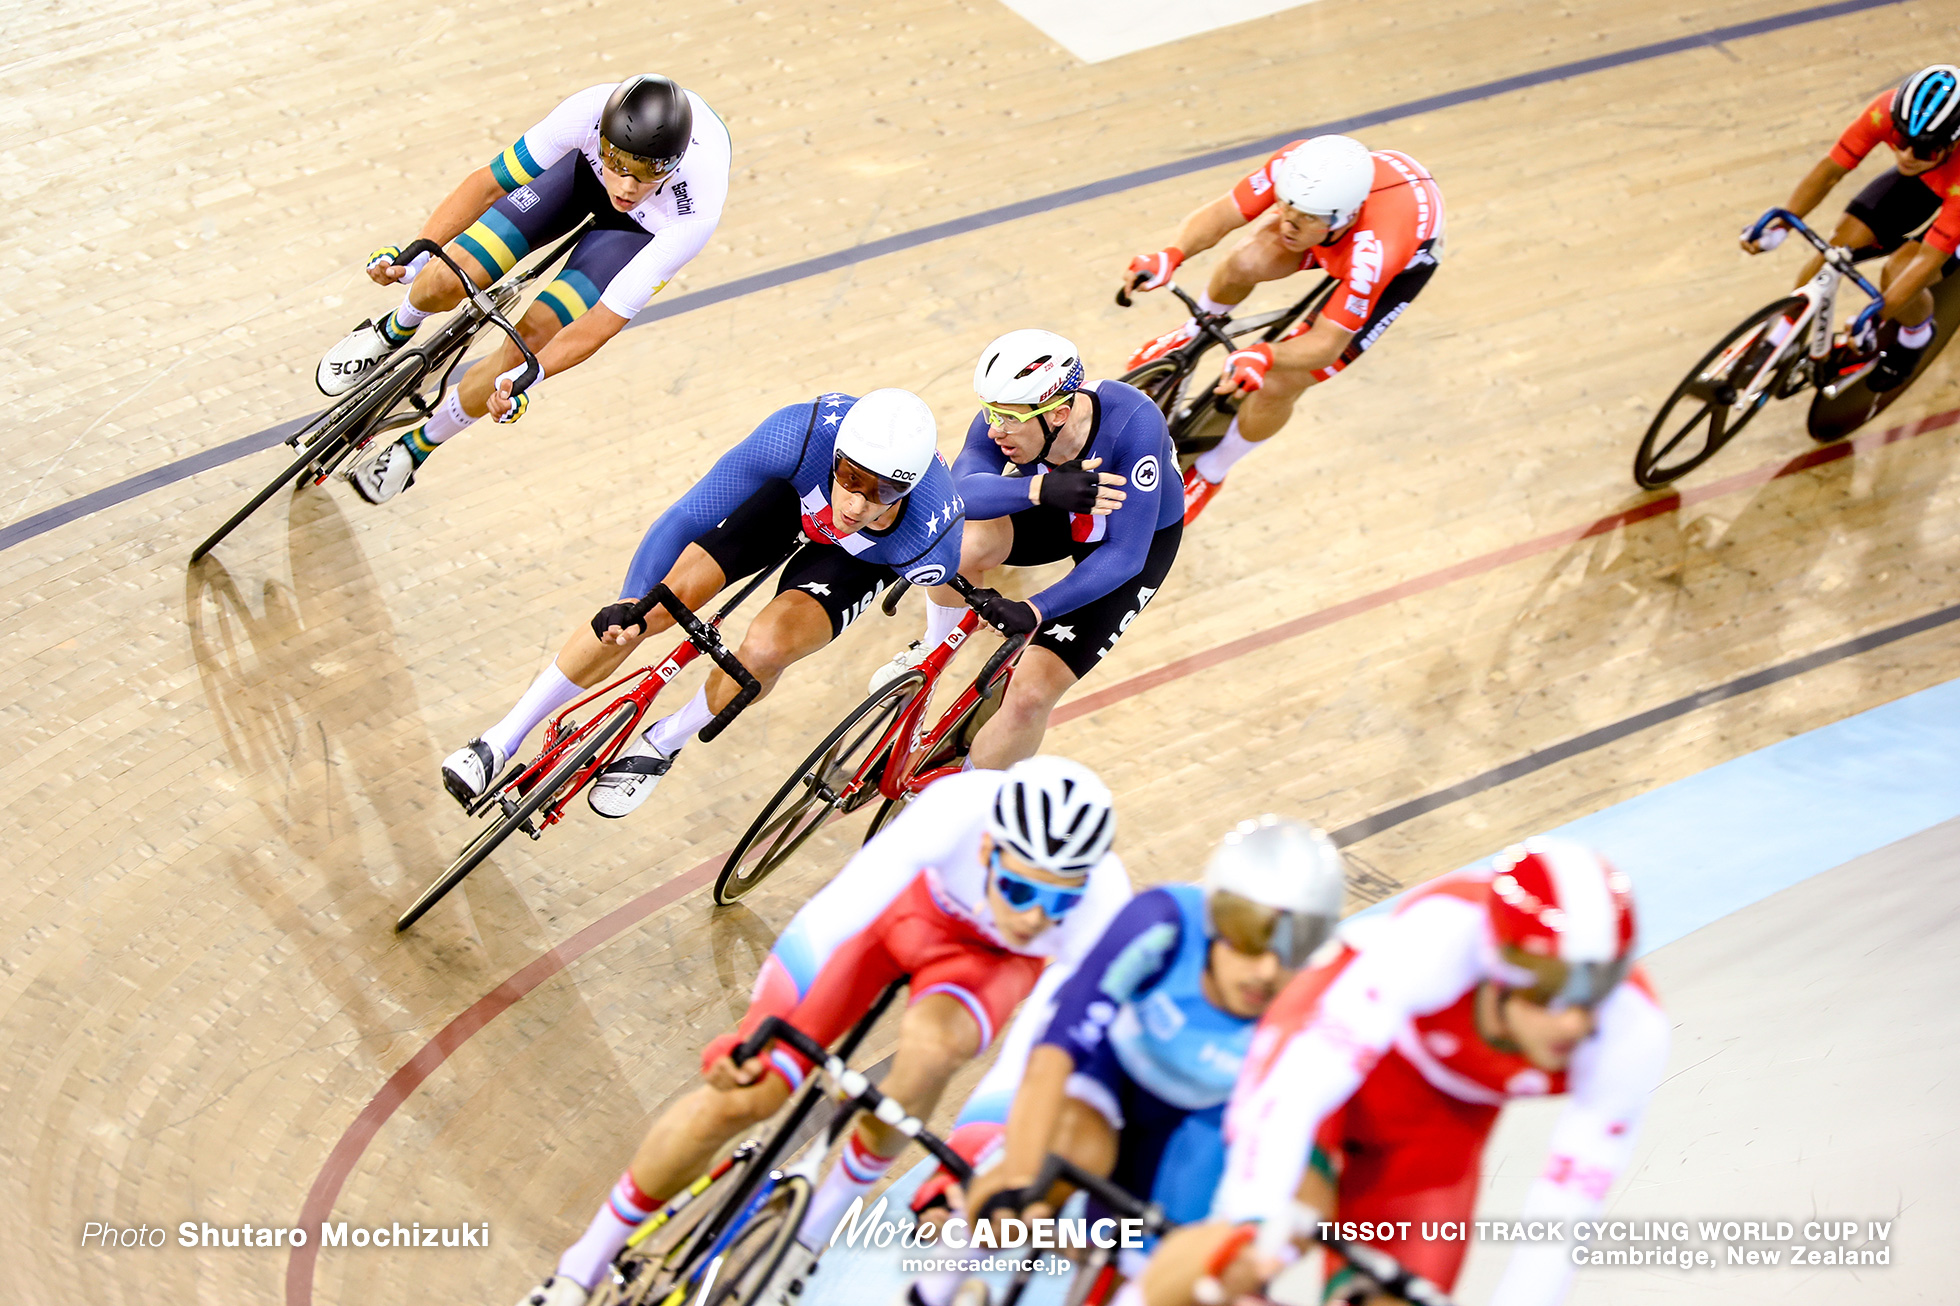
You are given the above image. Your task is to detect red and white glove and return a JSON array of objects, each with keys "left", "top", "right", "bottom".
[
  {"left": 1221, "top": 342, "right": 1275, "bottom": 393},
  {"left": 1127, "top": 246, "right": 1185, "bottom": 293}
]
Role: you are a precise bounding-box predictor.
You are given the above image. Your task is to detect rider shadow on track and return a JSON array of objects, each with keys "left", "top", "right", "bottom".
[{"left": 184, "top": 484, "right": 541, "bottom": 963}]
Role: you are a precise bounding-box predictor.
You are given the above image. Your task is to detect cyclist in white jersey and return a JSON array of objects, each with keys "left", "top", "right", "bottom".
[{"left": 313, "top": 74, "right": 731, "bottom": 502}]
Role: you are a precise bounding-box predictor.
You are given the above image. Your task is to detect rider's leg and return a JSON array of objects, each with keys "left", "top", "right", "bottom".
[
  {"left": 921, "top": 516, "right": 1014, "bottom": 642},
  {"left": 966, "top": 646, "right": 1076, "bottom": 770},
  {"left": 403, "top": 302, "right": 564, "bottom": 460},
  {"left": 1206, "top": 211, "right": 1308, "bottom": 312},
  {"left": 796, "top": 992, "right": 985, "bottom": 1247},
  {"left": 551, "top": 1073, "right": 794, "bottom": 1293},
  {"left": 1879, "top": 239, "right": 1940, "bottom": 325},
  {"left": 473, "top": 546, "right": 725, "bottom": 762}
]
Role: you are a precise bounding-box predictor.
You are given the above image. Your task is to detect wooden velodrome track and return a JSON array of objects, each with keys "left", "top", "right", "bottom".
[{"left": 5, "top": 0, "right": 1959, "bottom": 1302}]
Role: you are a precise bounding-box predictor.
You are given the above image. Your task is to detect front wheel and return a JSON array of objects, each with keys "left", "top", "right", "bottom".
[
  {"left": 395, "top": 699, "right": 639, "bottom": 930},
  {"left": 1633, "top": 296, "right": 1808, "bottom": 489},
  {"left": 708, "top": 1175, "right": 812, "bottom": 1306},
  {"left": 714, "top": 672, "right": 926, "bottom": 904},
  {"left": 595, "top": 1150, "right": 760, "bottom": 1306}
]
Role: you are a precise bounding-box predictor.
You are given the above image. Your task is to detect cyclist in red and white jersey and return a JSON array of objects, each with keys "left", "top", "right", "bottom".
[
  {"left": 1121, "top": 135, "right": 1444, "bottom": 524},
  {"left": 1743, "top": 64, "right": 1960, "bottom": 391},
  {"left": 512, "top": 758, "right": 1131, "bottom": 1306},
  {"left": 1135, "top": 838, "right": 1669, "bottom": 1306}
]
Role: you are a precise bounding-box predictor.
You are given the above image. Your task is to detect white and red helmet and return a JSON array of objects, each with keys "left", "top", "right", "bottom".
[{"left": 1487, "top": 837, "right": 1636, "bottom": 1008}]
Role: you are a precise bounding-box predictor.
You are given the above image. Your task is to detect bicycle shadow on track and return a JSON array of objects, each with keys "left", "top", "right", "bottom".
[
  {"left": 182, "top": 486, "right": 541, "bottom": 963},
  {"left": 1373, "top": 428, "right": 1960, "bottom": 863}
]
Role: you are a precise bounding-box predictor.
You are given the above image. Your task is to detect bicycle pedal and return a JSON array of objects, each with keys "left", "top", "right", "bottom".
[{"left": 521, "top": 819, "right": 541, "bottom": 841}]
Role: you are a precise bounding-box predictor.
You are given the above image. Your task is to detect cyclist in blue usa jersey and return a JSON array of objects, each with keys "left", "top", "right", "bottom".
[
  {"left": 897, "top": 816, "right": 1345, "bottom": 1306},
  {"left": 441, "top": 388, "right": 964, "bottom": 818},
  {"left": 871, "top": 329, "right": 1183, "bottom": 769}
]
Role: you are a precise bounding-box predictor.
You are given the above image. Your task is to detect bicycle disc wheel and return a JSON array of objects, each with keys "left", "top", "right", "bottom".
[
  {"left": 706, "top": 1175, "right": 812, "bottom": 1306},
  {"left": 395, "top": 699, "right": 639, "bottom": 930},
  {"left": 1633, "top": 296, "right": 1807, "bottom": 489},
  {"left": 715, "top": 673, "right": 925, "bottom": 904},
  {"left": 593, "top": 1151, "right": 759, "bottom": 1306}
]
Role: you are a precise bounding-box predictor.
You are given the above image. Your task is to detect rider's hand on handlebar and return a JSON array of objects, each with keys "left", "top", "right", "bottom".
[
  {"left": 1740, "top": 216, "right": 1790, "bottom": 255},
  {"left": 1851, "top": 300, "right": 1884, "bottom": 353},
  {"left": 490, "top": 374, "right": 530, "bottom": 424},
  {"left": 365, "top": 244, "right": 411, "bottom": 286},
  {"left": 1124, "top": 246, "right": 1184, "bottom": 296},
  {"left": 703, "top": 1050, "right": 770, "bottom": 1092},
  {"left": 1035, "top": 456, "right": 1127, "bottom": 515},
  {"left": 960, "top": 1167, "right": 1052, "bottom": 1229},
  {"left": 966, "top": 587, "right": 1041, "bottom": 638},
  {"left": 1214, "top": 342, "right": 1275, "bottom": 396},
  {"left": 591, "top": 596, "right": 654, "bottom": 644}
]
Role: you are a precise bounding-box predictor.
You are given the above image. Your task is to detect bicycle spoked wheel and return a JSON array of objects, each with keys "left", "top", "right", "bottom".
[
  {"left": 715, "top": 673, "right": 925, "bottom": 905},
  {"left": 1633, "top": 295, "right": 1808, "bottom": 489},
  {"left": 395, "top": 700, "right": 639, "bottom": 931},
  {"left": 700, "top": 1175, "right": 811, "bottom": 1306},
  {"left": 190, "top": 353, "right": 425, "bottom": 561},
  {"left": 594, "top": 1153, "right": 760, "bottom": 1306}
]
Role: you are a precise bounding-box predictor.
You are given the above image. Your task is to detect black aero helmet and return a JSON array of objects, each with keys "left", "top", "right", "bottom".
[
  {"left": 600, "top": 75, "right": 693, "bottom": 178},
  {"left": 1891, "top": 64, "right": 1960, "bottom": 154}
]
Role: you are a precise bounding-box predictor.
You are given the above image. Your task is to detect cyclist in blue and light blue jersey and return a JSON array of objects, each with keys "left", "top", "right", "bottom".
[
  {"left": 898, "top": 818, "right": 1345, "bottom": 1306},
  {"left": 871, "top": 329, "right": 1184, "bottom": 771},
  {"left": 440, "top": 389, "right": 963, "bottom": 821}
]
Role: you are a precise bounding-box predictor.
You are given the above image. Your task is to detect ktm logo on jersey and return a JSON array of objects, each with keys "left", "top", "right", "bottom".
[{"left": 1350, "top": 231, "right": 1385, "bottom": 296}]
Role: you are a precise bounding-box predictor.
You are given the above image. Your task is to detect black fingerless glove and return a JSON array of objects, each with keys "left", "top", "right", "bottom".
[
  {"left": 1035, "top": 459, "right": 1101, "bottom": 514},
  {"left": 967, "top": 587, "right": 1040, "bottom": 638},
  {"left": 591, "top": 596, "right": 653, "bottom": 640}
]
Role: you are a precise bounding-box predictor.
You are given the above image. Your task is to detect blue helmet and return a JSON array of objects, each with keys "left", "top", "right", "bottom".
[{"left": 1892, "top": 65, "right": 1960, "bottom": 154}]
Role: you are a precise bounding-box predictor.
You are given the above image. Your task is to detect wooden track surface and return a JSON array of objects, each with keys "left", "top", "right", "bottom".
[{"left": 4, "top": 0, "right": 1959, "bottom": 1302}]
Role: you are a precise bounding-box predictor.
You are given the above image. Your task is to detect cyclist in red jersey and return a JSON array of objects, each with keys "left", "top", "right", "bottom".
[
  {"left": 1121, "top": 135, "right": 1444, "bottom": 524},
  {"left": 1743, "top": 65, "right": 1960, "bottom": 390},
  {"left": 1132, "top": 838, "right": 1669, "bottom": 1306},
  {"left": 511, "top": 759, "right": 1130, "bottom": 1306}
]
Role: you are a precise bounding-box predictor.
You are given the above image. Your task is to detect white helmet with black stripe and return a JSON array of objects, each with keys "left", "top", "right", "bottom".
[{"left": 988, "top": 755, "right": 1116, "bottom": 879}]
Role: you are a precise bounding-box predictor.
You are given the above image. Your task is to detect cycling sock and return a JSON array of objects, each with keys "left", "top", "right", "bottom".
[
  {"left": 419, "top": 388, "right": 474, "bottom": 446},
  {"left": 922, "top": 598, "right": 964, "bottom": 648},
  {"left": 556, "top": 1170, "right": 659, "bottom": 1291},
  {"left": 796, "top": 1132, "right": 899, "bottom": 1249},
  {"left": 482, "top": 660, "right": 584, "bottom": 761},
  {"left": 1193, "top": 417, "right": 1259, "bottom": 484},
  {"left": 646, "top": 687, "right": 713, "bottom": 755},
  {"left": 1195, "top": 291, "right": 1236, "bottom": 317},
  {"left": 382, "top": 294, "right": 429, "bottom": 343},
  {"left": 1898, "top": 317, "right": 1935, "bottom": 349},
  {"left": 402, "top": 424, "right": 440, "bottom": 466},
  {"left": 909, "top": 1270, "right": 967, "bottom": 1306}
]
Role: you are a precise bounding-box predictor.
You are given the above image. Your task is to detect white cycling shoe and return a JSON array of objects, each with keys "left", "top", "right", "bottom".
[
  {"left": 587, "top": 733, "right": 680, "bottom": 819},
  {"left": 442, "top": 737, "right": 507, "bottom": 809},
  {"left": 513, "top": 1276, "right": 588, "bottom": 1306},
  {"left": 348, "top": 437, "right": 418, "bottom": 504},
  {"left": 868, "top": 641, "right": 930, "bottom": 696},
  {"left": 317, "top": 318, "right": 406, "bottom": 396}
]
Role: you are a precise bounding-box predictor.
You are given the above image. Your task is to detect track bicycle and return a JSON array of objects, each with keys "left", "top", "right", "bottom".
[
  {"left": 714, "top": 575, "right": 1029, "bottom": 905},
  {"left": 1633, "top": 208, "right": 1959, "bottom": 487},
  {"left": 190, "top": 223, "right": 590, "bottom": 561},
  {"left": 1115, "top": 279, "right": 1336, "bottom": 470},
  {"left": 592, "top": 986, "right": 974, "bottom": 1306},
  {"left": 394, "top": 556, "right": 779, "bottom": 931}
]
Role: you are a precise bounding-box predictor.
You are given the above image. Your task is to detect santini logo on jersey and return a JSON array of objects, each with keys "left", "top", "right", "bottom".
[{"left": 672, "top": 180, "right": 693, "bottom": 215}]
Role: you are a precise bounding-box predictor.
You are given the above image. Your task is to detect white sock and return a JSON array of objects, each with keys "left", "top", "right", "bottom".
[
  {"left": 392, "top": 290, "right": 431, "bottom": 331},
  {"left": 422, "top": 388, "right": 474, "bottom": 445},
  {"left": 1107, "top": 1282, "right": 1146, "bottom": 1306},
  {"left": 1195, "top": 291, "right": 1236, "bottom": 317},
  {"left": 481, "top": 660, "right": 583, "bottom": 761},
  {"left": 1194, "top": 416, "right": 1260, "bottom": 484},
  {"left": 646, "top": 686, "right": 713, "bottom": 755},
  {"left": 1898, "top": 317, "right": 1935, "bottom": 348},
  {"left": 795, "top": 1133, "right": 898, "bottom": 1250},
  {"left": 556, "top": 1171, "right": 658, "bottom": 1291},
  {"left": 922, "top": 598, "right": 964, "bottom": 648}
]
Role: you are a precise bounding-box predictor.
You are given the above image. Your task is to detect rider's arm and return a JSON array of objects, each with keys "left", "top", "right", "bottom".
[
  {"left": 1023, "top": 403, "right": 1167, "bottom": 616},
  {"left": 618, "top": 402, "right": 814, "bottom": 597},
  {"left": 1881, "top": 239, "right": 1953, "bottom": 319},
  {"left": 1268, "top": 314, "right": 1356, "bottom": 375},
  {"left": 1168, "top": 192, "right": 1254, "bottom": 262},
  {"left": 1488, "top": 983, "right": 1671, "bottom": 1306},
  {"left": 1779, "top": 156, "right": 1851, "bottom": 223},
  {"left": 951, "top": 413, "right": 1044, "bottom": 519}
]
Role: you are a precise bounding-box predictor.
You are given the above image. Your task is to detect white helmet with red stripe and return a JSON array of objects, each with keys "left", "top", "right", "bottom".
[{"left": 1487, "top": 837, "right": 1636, "bottom": 1009}]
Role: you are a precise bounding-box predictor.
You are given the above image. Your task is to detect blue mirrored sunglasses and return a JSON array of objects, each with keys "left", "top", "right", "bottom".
[{"left": 989, "top": 848, "right": 1084, "bottom": 919}]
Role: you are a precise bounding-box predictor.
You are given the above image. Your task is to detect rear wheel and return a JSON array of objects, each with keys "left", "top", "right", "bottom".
[
  {"left": 1633, "top": 296, "right": 1807, "bottom": 488},
  {"left": 1117, "top": 357, "right": 1188, "bottom": 421},
  {"left": 715, "top": 673, "right": 925, "bottom": 904},
  {"left": 396, "top": 699, "right": 639, "bottom": 930}
]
